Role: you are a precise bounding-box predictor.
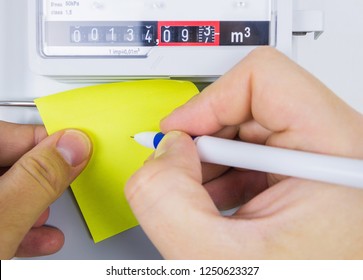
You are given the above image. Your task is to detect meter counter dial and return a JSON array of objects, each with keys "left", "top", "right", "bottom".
[
  {"left": 38, "top": 0, "right": 275, "bottom": 57},
  {"left": 30, "top": 0, "right": 289, "bottom": 80},
  {"left": 45, "top": 20, "right": 271, "bottom": 54}
]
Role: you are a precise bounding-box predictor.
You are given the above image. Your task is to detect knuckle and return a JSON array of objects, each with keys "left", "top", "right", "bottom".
[
  {"left": 125, "top": 166, "right": 159, "bottom": 204},
  {"left": 249, "top": 46, "right": 278, "bottom": 60},
  {"left": 16, "top": 151, "right": 68, "bottom": 199},
  {"left": 126, "top": 164, "right": 177, "bottom": 204}
]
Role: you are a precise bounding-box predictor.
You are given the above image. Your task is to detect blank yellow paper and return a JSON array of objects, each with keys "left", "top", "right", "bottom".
[{"left": 35, "top": 80, "right": 199, "bottom": 243}]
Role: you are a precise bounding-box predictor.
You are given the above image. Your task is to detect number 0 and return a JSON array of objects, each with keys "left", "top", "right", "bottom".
[
  {"left": 73, "top": 29, "right": 81, "bottom": 43},
  {"left": 91, "top": 28, "right": 99, "bottom": 41},
  {"left": 163, "top": 29, "right": 171, "bottom": 42}
]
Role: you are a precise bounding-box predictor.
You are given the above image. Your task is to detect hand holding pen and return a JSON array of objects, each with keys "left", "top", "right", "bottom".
[{"left": 126, "top": 47, "right": 363, "bottom": 259}]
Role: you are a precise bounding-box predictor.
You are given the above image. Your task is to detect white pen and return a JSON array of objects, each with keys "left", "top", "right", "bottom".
[{"left": 133, "top": 132, "right": 363, "bottom": 189}]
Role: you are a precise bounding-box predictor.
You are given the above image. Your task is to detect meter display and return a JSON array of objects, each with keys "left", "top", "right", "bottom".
[
  {"left": 47, "top": 21, "right": 269, "bottom": 47},
  {"left": 38, "top": 0, "right": 275, "bottom": 57},
  {"left": 29, "top": 0, "right": 293, "bottom": 81}
]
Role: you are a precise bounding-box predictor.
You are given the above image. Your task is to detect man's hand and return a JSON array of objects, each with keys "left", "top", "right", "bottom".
[
  {"left": 0, "top": 121, "right": 92, "bottom": 259},
  {"left": 126, "top": 47, "right": 363, "bottom": 259}
]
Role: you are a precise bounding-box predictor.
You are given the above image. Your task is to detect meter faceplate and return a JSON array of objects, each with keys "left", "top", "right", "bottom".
[{"left": 30, "top": 0, "right": 292, "bottom": 81}]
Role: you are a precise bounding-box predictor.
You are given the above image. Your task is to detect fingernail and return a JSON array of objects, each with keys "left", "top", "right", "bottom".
[
  {"left": 154, "top": 131, "right": 182, "bottom": 158},
  {"left": 56, "top": 130, "right": 92, "bottom": 166}
]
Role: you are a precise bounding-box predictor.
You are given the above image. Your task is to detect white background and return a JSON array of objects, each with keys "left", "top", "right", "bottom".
[
  {"left": 1, "top": 0, "right": 363, "bottom": 259},
  {"left": 295, "top": 0, "right": 363, "bottom": 112}
]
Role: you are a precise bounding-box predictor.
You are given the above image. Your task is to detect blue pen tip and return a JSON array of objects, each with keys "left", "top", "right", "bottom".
[{"left": 153, "top": 132, "right": 165, "bottom": 148}]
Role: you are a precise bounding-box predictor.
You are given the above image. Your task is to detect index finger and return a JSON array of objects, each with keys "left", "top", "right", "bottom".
[
  {"left": 161, "top": 47, "right": 352, "bottom": 138},
  {"left": 0, "top": 121, "right": 47, "bottom": 166}
]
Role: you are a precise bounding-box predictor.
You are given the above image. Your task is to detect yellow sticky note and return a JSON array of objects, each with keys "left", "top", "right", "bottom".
[{"left": 35, "top": 80, "right": 199, "bottom": 243}]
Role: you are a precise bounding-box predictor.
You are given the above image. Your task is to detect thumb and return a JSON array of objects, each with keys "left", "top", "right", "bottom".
[
  {"left": 125, "top": 131, "right": 220, "bottom": 259},
  {"left": 0, "top": 130, "right": 92, "bottom": 259}
]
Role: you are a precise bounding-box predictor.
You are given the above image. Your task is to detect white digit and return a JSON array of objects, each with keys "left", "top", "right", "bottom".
[
  {"left": 109, "top": 28, "right": 116, "bottom": 41},
  {"left": 145, "top": 29, "right": 152, "bottom": 43},
  {"left": 73, "top": 29, "right": 81, "bottom": 43},
  {"left": 203, "top": 26, "right": 211, "bottom": 36},
  {"left": 181, "top": 28, "right": 189, "bottom": 42},
  {"left": 245, "top": 27, "right": 251, "bottom": 38},
  {"left": 163, "top": 29, "right": 171, "bottom": 42},
  {"left": 91, "top": 28, "right": 99, "bottom": 41},
  {"left": 126, "top": 28, "right": 134, "bottom": 41}
]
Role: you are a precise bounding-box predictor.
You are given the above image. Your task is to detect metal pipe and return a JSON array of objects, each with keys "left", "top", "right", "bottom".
[{"left": 0, "top": 101, "right": 36, "bottom": 107}]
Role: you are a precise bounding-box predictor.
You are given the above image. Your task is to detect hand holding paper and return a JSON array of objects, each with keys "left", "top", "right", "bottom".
[{"left": 35, "top": 80, "right": 199, "bottom": 242}]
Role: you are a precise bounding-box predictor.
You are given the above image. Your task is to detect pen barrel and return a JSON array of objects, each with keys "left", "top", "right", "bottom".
[{"left": 195, "top": 136, "right": 363, "bottom": 188}]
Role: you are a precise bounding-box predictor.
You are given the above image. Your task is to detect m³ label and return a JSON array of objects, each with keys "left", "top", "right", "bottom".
[{"left": 220, "top": 21, "right": 270, "bottom": 46}]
